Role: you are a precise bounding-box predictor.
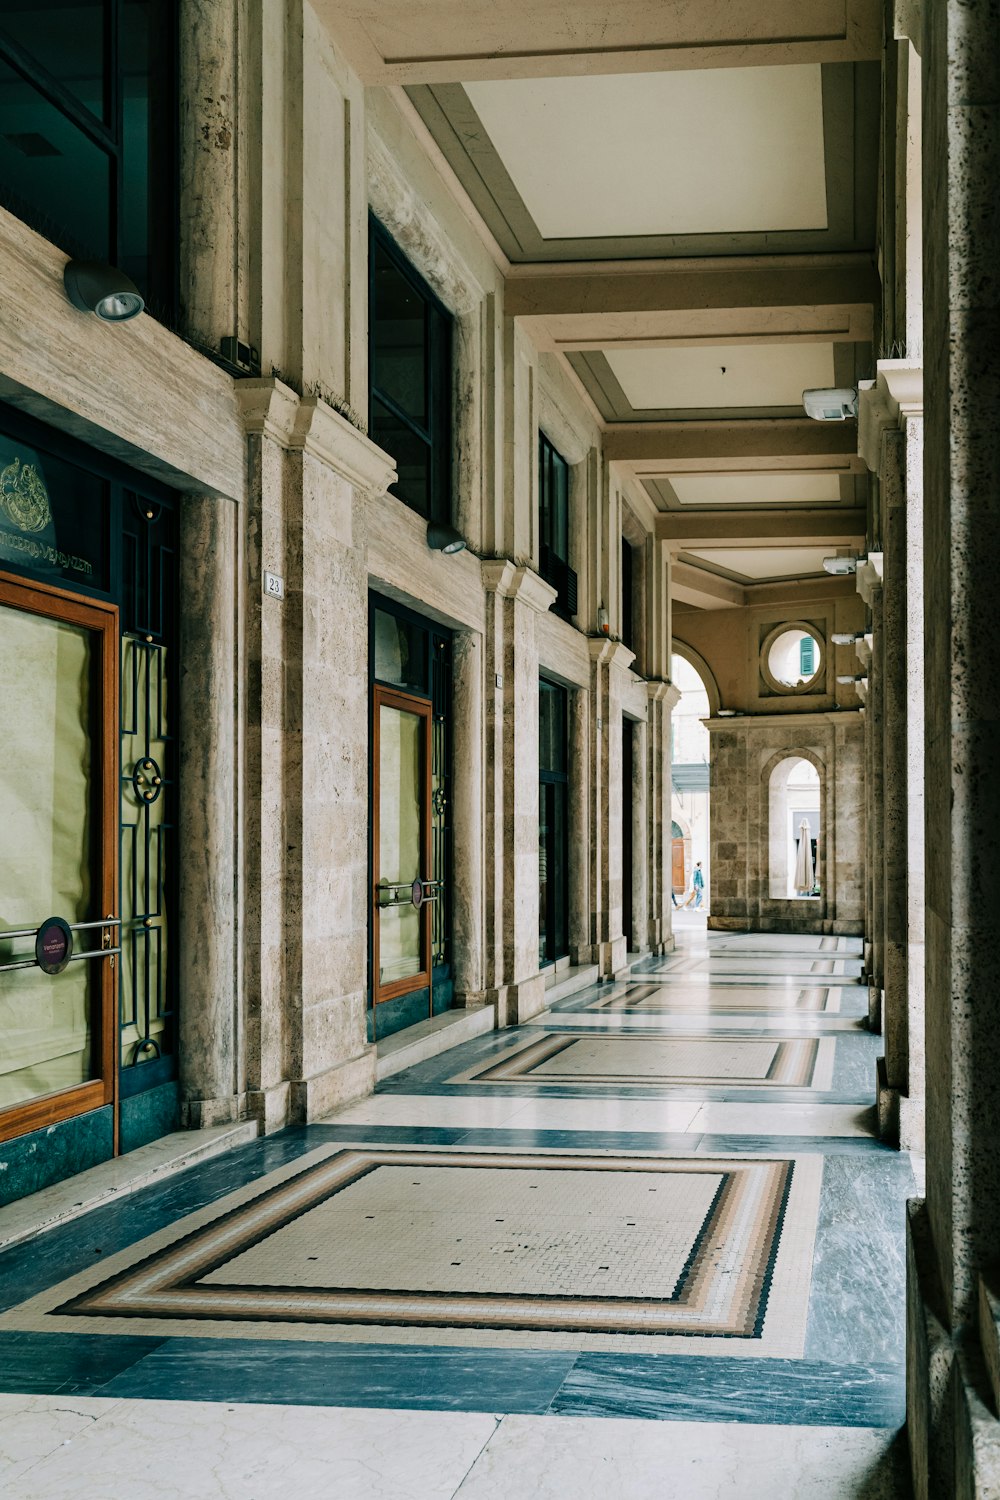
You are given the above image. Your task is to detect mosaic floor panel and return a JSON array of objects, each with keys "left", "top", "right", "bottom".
[
  {"left": 451, "top": 1033, "right": 836, "bottom": 1091},
  {"left": 1, "top": 1143, "right": 822, "bottom": 1357}
]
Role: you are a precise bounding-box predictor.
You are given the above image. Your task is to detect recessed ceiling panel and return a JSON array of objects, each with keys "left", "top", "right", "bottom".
[
  {"left": 605, "top": 344, "right": 837, "bottom": 410},
  {"left": 687, "top": 546, "right": 833, "bottom": 580},
  {"left": 464, "top": 66, "right": 827, "bottom": 240},
  {"left": 670, "top": 474, "right": 844, "bottom": 506}
]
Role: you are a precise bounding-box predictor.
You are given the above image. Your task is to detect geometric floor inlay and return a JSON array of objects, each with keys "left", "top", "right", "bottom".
[
  {"left": 581, "top": 983, "right": 837, "bottom": 1013},
  {"left": 2, "top": 1146, "right": 823, "bottom": 1356},
  {"left": 454, "top": 1034, "right": 834, "bottom": 1090}
]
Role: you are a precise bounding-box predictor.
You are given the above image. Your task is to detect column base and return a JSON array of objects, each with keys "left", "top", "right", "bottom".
[
  {"left": 246, "top": 1081, "right": 293, "bottom": 1134},
  {"left": 869, "top": 982, "right": 884, "bottom": 1032},
  {"left": 287, "top": 1046, "right": 376, "bottom": 1122},
  {"left": 907, "top": 1199, "right": 960, "bottom": 1500},
  {"left": 490, "top": 973, "right": 547, "bottom": 1026},
  {"left": 182, "top": 1094, "right": 244, "bottom": 1129},
  {"left": 877, "top": 1058, "right": 926, "bottom": 1152}
]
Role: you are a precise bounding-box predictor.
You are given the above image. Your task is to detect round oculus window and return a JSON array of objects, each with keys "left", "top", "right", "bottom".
[{"left": 761, "top": 624, "right": 824, "bottom": 694}]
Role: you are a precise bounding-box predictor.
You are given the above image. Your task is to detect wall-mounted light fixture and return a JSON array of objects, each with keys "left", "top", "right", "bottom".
[
  {"left": 426, "top": 522, "right": 466, "bottom": 554},
  {"left": 597, "top": 605, "right": 610, "bottom": 635},
  {"left": 830, "top": 631, "right": 867, "bottom": 645},
  {"left": 802, "top": 387, "right": 859, "bottom": 421},
  {"left": 63, "top": 260, "right": 144, "bottom": 321},
  {"left": 822, "top": 553, "right": 862, "bottom": 576}
]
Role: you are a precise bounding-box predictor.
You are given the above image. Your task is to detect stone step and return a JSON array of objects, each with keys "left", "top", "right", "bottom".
[
  {"left": 543, "top": 963, "right": 601, "bottom": 1005},
  {"left": 375, "top": 1005, "right": 496, "bottom": 1082},
  {"left": 0, "top": 1119, "right": 260, "bottom": 1251}
]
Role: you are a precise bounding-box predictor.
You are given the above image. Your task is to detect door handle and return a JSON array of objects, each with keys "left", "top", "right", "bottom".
[{"left": 0, "top": 917, "right": 121, "bottom": 974}]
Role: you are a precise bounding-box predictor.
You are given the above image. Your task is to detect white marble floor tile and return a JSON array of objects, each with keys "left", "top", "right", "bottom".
[
  {"left": 328, "top": 1095, "right": 532, "bottom": 1128},
  {"left": 534, "top": 1012, "right": 863, "bottom": 1033},
  {"left": 688, "top": 1101, "right": 877, "bottom": 1137},
  {"left": 502, "top": 1097, "right": 704, "bottom": 1132},
  {"left": 456, "top": 1413, "right": 908, "bottom": 1499},
  {"left": 0, "top": 1396, "right": 498, "bottom": 1500}
]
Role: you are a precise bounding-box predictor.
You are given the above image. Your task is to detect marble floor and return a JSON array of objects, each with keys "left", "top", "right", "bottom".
[{"left": 0, "top": 927, "right": 916, "bottom": 1497}]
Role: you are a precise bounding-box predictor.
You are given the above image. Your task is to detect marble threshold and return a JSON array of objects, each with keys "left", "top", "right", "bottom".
[
  {"left": 375, "top": 1006, "right": 496, "bottom": 1082},
  {"left": 0, "top": 1122, "right": 259, "bottom": 1253}
]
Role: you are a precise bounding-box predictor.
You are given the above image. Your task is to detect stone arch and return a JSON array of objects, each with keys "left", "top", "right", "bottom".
[
  {"left": 671, "top": 639, "right": 721, "bottom": 717},
  {"left": 763, "top": 749, "right": 825, "bottom": 901}
]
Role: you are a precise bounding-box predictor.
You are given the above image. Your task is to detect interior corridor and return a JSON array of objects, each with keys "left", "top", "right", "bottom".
[{"left": 0, "top": 923, "right": 916, "bottom": 1497}]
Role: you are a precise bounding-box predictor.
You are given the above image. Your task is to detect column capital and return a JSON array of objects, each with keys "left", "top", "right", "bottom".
[
  {"left": 858, "top": 361, "right": 923, "bottom": 473},
  {"left": 856, "top": 551, "right": 884, "bottom": 607},
  {"left": 646, "top": 678, "right": 682, "bottom": 710},
  {"left": 588, "top": 637, "right": 636, "bottom": 672},
  {"left": 480, "top": 558, "right": 558, "bottom": 613},
  {"left": 235, "top": 378, "right": 396, "bottom": 497}
]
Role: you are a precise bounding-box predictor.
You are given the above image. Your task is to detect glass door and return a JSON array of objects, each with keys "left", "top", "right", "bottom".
[
  {"left": 372, "top": 685, "right": 432, "bottom": 1021},
  {"left": 0, "top": 574, "right": 119, "bottom": 1143},
  {"left": 539, "top": 679, "right": 569, "bottom": 966}
]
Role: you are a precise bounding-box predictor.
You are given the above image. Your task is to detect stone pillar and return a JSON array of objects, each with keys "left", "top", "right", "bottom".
[
  {"left": 568, "top": 687, "right": 593, "bottom": 966},
  {"left": 177, "top": 493, "right": 243, "bottom": 1127},
  {"left": 588, "top": 639, "right": 634, "bottom": 977},
  {"left": 859, "top": 366, "right": 926, "bottom": 1150},
  {"left": 857, "top": 560, "right": 885, "bottom": 1029},
  {"left": 907, "top": 3, "right": 1000, "bottom": 1493},
  {"left": 451, "top": 630, "right": 486, "bottom": 1009},
  {"left": 646, "top": 682, "right": 681, "bottom": 953},
  {"left": 482, "top": 560, "right": 556, "bottom": 1025},
  {"left": 630, "top": 718, "right": 650, "bottom": 953},
  {"left": 236, "top": 381, "right": 394, "bottom": 1128}
]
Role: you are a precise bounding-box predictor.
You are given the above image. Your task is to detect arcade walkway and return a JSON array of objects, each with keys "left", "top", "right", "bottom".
[{"left": 0, "top": 927, "right": 916, "bottom": 1497}]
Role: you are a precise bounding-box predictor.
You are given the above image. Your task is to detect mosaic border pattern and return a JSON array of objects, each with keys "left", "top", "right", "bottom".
[
  {"left": 460, "top": 1034, "right": 821, "bottom": 1089},
  {"left": 49, "top": 1149, "right": 795, "bottom": 1341},
  {"left": 584, "top": 983, "right": 834, "bottom": 1013}
]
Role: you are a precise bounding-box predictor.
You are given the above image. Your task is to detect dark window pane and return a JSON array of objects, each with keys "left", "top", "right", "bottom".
[
  {"left": 0, "top": 57, "right": 110, "bottom": 258},
  {"left": 372, "top": 240, "right": 428, "bottom": 426},
  {"left": 539, "top": 680, "right": 567, "bottom": 775},
  {"left": 0, "top": 1, "right": 107, "bottom": 121},
  {"left": 539, "top": 433, "right": 569, "bottom": 565},
  {"left": 373, "top": 609, "right": 427, "bottom": 693},
  {"left": 371, "top": 397, "right": 431, "bottom": 517}
]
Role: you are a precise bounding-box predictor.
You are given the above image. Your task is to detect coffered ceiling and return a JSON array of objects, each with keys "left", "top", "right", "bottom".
[{"left": 318, "top": 0, "right": 880, "bottom": 608}]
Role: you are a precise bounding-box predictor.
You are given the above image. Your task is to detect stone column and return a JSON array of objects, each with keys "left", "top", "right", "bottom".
[
  {"left": 630, "top": 718, "right": 650, "bottom": 953},
  {"left": 451, "top": 630, "right": 486, "bottom": 1009},
  {"left": 588, "top": 639, "right": 634, "bottom": 977},
  {"left": 857, "top": 560, "right": 884, "bottom": 1030},
  {"left": 646, "top": 682, "right": 681, "bottom": 953},
  {"left": 481, "top": 560, "right": 556, "bottom": 1025},
  {"left": 568, "top": 687, "right": 593, "bottom": 966},
  {"left": 236, "top": 381, "right": 394, "bottom": 1128},
  {"left": 908, "top": 3, "right": 1000, "bottom": 1493},
  {"left": 177, "top": 492, "right": 243, "bottom": 1126},
  {"left": 859, "top": 366, "right": 926, "bottom": 1150}
]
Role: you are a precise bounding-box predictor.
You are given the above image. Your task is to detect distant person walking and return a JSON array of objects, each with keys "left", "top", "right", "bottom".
[{"left": 685, "top": 861, "right": 705, "bottom": 909}]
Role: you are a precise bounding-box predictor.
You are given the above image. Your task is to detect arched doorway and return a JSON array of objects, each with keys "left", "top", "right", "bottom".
[
  {"left": 767, "top": 756, "right": 822, "bottom": 900},
  {"left": 670, "top": 652, "right": 711, "bottom": 911}
]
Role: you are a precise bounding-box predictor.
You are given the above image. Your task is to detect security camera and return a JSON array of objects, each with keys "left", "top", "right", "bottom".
[{"left": 802, "top": 387, "right": 858, "bottom": 421}]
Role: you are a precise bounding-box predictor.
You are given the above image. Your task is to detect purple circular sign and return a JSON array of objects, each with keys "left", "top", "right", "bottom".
[
  {"left": 35, "top": 917, "right": 73, "bottom": 975},
  {"left": 410, "top": 880, "right": 424, "bottom": 909}
]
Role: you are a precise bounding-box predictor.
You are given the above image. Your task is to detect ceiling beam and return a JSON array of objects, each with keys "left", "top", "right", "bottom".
[
  {"left": 656, "top": 508, "right": 866, "bottom": 548},
  {"left": 671, "top": 561, "right": 745, "bottom": 610},
  {"left": 505, "top": 256, "right": 878, "bottom": 323},
  {"left": 315, "top": 0, "right": 880, "bottom": 85},
  {"left": 605, "top": 419, "right": 861, "bottom": 466}
]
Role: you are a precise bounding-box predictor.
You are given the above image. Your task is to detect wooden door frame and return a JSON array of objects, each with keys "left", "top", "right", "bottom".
[
  {"left": 371, "top": 685, "right": 432, "bottom": 1008},
  {"left": 0, "top": 571, "right": 119, "bottom": 1144}
]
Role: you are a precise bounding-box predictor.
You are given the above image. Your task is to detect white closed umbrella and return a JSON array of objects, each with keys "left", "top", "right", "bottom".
[{"left": 794, "top": 819, "right": 814, "bottom": 894}]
